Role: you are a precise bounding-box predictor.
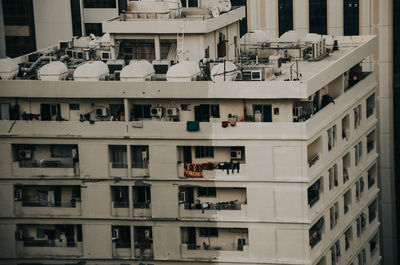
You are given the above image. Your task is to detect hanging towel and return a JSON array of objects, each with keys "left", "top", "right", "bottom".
[
  {"left": 47, "top": 190, "right": 55, "bottom": 206},
  {"left": 187, "top": 121, "right": 200, "bottom": 131}
]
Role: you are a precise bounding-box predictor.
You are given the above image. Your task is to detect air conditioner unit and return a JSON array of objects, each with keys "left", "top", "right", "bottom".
[
  {"left": 250, "top": 70, "right": 262, "bottom": 81},
  {"left": 74, "top": 51, "right": 84, "bottom": 59},
  {"left": 58, "top": 41, "right": 71, "bottom": 50},
  {"left": 141, "top": 151, "right": 148, "bottom": 160},
  {"left": 293, "top": 106, "right": 302, "bottom": 119},
  {"left": 179, "top": 191, "right": 186, "bottom": 203},
  {"left": 150, "top": 107, "right": 163, "bottom": 119},
  {"left": 18, "top": 150, "right": 32, "bottom": 160},
  {"left": 166, "top": 108, "right": 179, "bottom": 117},
  {"left": 112, "top": 228, "right": 120, "bottom": 239},
  {"left": 114, "top": 71, "right": 121, "bottom": 81},
  {"left": 231, "top": 150, "right": 242, "bottom": 160},
  {"left": 95, "top": 107, "right": 109, "bottom": 118},
  {"left": 101, "top": 51, "right": 111, "bottom": 60}
]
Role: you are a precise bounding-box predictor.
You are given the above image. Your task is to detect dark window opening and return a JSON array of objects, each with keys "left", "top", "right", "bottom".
[
  {"left": 131, "top": 104, "right": 151, "bottom": 120},
  {"left": 199, "top": 228, "right": 218, "bottom": 237},
  {"left": 85, "top": 23, "right": 102, "bottom": 36},
  {"left": 343, "top": 0, "right": 359, "bottom": 36},
  {"left": 309, "top": 0, "right": 327, "bottom": 35},
  {"left": 278, "top": 0, "right": 293, "bottom": 36},
  {"left": 194, "top": 104, "right": 220, "bottom": 122},
  {"left": 70, "top": 0, "right": 82, "bottom": 36},
  {"left": 111, "top": 186, "right": 129, "bottom": 208},
  {"left": 198, "top": 187, "right": 216, "bottom": 197},
  {"left": 195, "top": 146, "right": 214, "bottom": 158},
  {"left": 133, "top": 186, "right": 151, "bottom": 208},
  {"left": 84, "top": 0, "right": 116, "bottom": 8}
]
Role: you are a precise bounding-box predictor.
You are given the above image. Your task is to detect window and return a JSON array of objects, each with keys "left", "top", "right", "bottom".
[
  {"left": 344, "top": 189, "right": 352, "bottom": 214},
  {"left": 112, "top": 226, "right": 131, "bottom": 248},
  {"left": 133, "top": 186, "right": 151, "bottom": 208},
  {"left": 345, "top": 227, "right": 353, "bottom": 250},
  {"left": 195, "top": 146, "right": 214, "bottom": 158},
  {"left": 329, "top": 164, "right": 338, "bottom": 190},
  {"left": 69, "top": 104, "right": 80, "bottom": 110},
  {"left": 111, "top": 186, "right": 129, "bottom": 208},
  {"left": 180, "top": 0, "right": 198, "bottom": 7},
  {"left": 84, "top": 0, "right": 116, "bottom": 8},
  {"left": 70, "top": 0, "right": 82, "bottom": 36},
  {"left": 369, "top": 234, "right": 378, "bottom": 256},
  {"left": 343, "top": 153, "right": 350, "bottom": 183},
  {"left": 368, "top": 199, "right": 377, "bottom": 223},
  {"left": 109, "top": 145, "right": 127, "bottom": 168},
  {"left": 85, "top": 23, "right": 102, "bottom": 36},
  {"left": 253, "top": 105, "right": 272, "bottom": 122},
  {"left": 368, "top": 164, "right": 377, "bottom": 189},
  {"left": 198, "top": 187, "right": 216, "bottom": 197},
  {"left": 355, "top": 177, "right": 365, "bottom": 201},
  {"left": 344, "top": 0, "right": 359, "bottom": 36},
  {"left": 131, "top": 145, "right": 149, "bottom": 168},
  {"left": 131, "top": 104, "right": 151, "bottom": 120},
  {"left": 330, "top": 202, "right": 339, "bottom": 230},
  {"left": 366, "top": 93, "right": 375, "bottom": 118},
  {"left": 342, "top": 114, "right": 350, "bottom": 140},
  {"left": 118, "top": 0, "right": 127, "bottom": 15},
  {"left": 199, "top": 227, "right": 218, "bottom": 237},
  {"left": 356, "top": 213, "right": 367, "bottom": 237},
  {"left": 308, "top": 178, "right": 322, "bottom": 207},
  {"left": 354, "top": 104, "right": 362, "bottom": 129},
  {"left": 194, "top": 104, "right": 220, "bottom": 122},
  {"left": 327, "top": 125, "right": 337, "bottom": 151},
  {"left": 330, "top": 241, "right": 341, "bottom": 265},
  {"left": 367, "top": 130, "right": 375, "bottom": 153},
  {"left": 354, "top": 141, "right": 362, "bottom": 166},
  {"left": 358, "top": 249, "right": 367, "bottom": 265},
  {"left": 309, "top": 217, "right": 324, "bottom": 248},
  {"left": 51, "top": 145, "right": 73, "bottom": 158},
  {"left": 278, "top": 0, "right": 293, "bottom": 36},
  {"left": 309, "top": 0, "right": 327, "bottom": 35}
]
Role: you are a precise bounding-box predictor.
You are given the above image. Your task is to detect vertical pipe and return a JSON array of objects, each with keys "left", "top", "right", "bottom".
[{"left": 0, "top": 0, "right": 6, "bottom": 58}]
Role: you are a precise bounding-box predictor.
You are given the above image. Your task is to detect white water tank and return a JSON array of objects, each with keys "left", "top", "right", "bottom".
[
  {"left": 279, "top": 30, "right": 301, "bottom": 43},
  {"left": 240, "top": 30, "right": 271, "bottom": 54},
  {"left": 0, "top": 58, "right": 18, "bottom": 80},
  {"left": 120, "top": 60, "right": 155, "bottom": 82},
  {"left": 73, "top": 61, "right": 109, "bottom": 81},
  {"left": 210, "top": 62, "right": 237, "bottom": 82},
  {"left": 166, "top": 61, "right": 200, "bottom": 82},
  {"left": 38, "top": 61, "right": 68, "bottom": 81}
]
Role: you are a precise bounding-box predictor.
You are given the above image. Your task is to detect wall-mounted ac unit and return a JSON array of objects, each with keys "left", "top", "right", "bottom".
[
  {"left": 166, "top": 108, "right": 179, "bottom": 117},
  {"left": 179, "top": 191, "right": 186, "bottom": 203},
  {"left": 150, "top": 107, "right": 163, "bottom": 119},
  {"left": 231, "top": 150, "right": 242, "bottom": 160},
  {"left": 112, "top": 228, "right": 120, "bottom": 239},
  {"left": 95, "top": 107, "right": 109, "bottom": 118},
  {"left": 101, "top": 51, "right": 111, "bottom": 60},
  {"left": 18, "top": 150, "right": 32, "bottom": 160}
]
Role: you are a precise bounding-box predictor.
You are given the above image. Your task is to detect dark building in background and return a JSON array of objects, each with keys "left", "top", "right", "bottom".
[
  {"left": 2, "top": 0, "right": 36, "bottom": 58},
  {"left": 70, "top": 0, "right": 82, "bottom": 37},
  {"left": 394, "top": 0, "right": 400, "bottom": 255}
]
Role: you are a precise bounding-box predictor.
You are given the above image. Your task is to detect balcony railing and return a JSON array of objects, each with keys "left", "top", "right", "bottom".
[
  {"left": 133, "top": 202, "right": 151, "bottom": 209},
  {"left": 19, "top": 160, "right": 74, "bottom": 168},
  {"left": 185, "top": 243, "right": 246, "bottom": 251},
  {"left": 178, "top": 162, "right": 244, "bottom": 179},
  {"left": 184, "top": 202, "right": 241, "bottom": 211},
  {"left": 111, "top": 162, "right": 128, "bottom": 169},
  {"left": 16, "top": 241, "right": 83, "bottom": 257},
  {"left": 112, "top": 201, "right": 129, "bottom": 208},
  {"left": 21, "top": 201, "right": 78, "bottom": 208},
  {"left": 23, "top": 240, "right": 78, "bottom": 247}
]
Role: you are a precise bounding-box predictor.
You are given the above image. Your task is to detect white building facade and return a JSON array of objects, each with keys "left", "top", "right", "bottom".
[{"left": 0, "top": 2, "right": 380, "bottom": 265}]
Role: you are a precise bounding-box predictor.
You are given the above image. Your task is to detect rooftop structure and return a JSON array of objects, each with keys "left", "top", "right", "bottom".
[{"left": 0, "top": 1, "right": 380, "bottom": 265}]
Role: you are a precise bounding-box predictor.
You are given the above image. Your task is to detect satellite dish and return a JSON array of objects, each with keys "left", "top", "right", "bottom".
[{"left": 211, "top": 6, "right": 220, "bottom": 17}]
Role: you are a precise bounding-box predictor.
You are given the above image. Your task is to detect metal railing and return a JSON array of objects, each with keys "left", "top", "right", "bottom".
[
  {"left": 19, "top": 160, "right": 74, "bottom": 168},
  {"left": 115, "top": 241, "right": 131, "bottom": 249},
  {"left": 183, "top": 202, "right": 241, "bottom": 211},
  {"left": 112, "top": 201, "right": 129, "bottom": 208},
  {"left": 21, "top": 201, "right": 78, "bottom": 208},
  {"left": 133, "top": 202, "right": 151, "bottom": 209},
  {"left": 22, "top": 240, "right": 78, "bottom": 247},
  {"left": 185, "top": 243, "right": 246, "bottom": 251},
  {"left": 111, "top": 162, "right": 128, "bottom": 169}
]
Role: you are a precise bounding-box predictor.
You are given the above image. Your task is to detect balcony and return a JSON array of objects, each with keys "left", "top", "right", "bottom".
[
  {"left": 109, "top": 162, "right": 128, "bottom": 177},
  {"left": 12, "top": 161, "right": 77, "bottom": 177},
  {"left": 15, "top": 201, "right": 81, "bottom": 217},
  {"left": 113, "top": 242, "right": 132, "bottom": 257},
  {"left": 16, "top": 241, "right": 83, "bottom": 257},
  {"left": 179, "top": 203, "right": 247, "bottom": 219},
  {"left": 111, "top": 201, "right": 130, "bottom": 217},
  {"left": 177, "top": 162, "right": 246, "bottom": 179},
  {"left": 133, "top": 203, "right": 152, "bottom": 217}
]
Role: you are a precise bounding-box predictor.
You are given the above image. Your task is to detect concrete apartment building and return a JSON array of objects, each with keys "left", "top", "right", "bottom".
[
  {"left": 245, "top": 0, "right": 397, "bottom": 264},
  {"left": 0, "top": 1, "right": 381, "bottom": 265}
]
